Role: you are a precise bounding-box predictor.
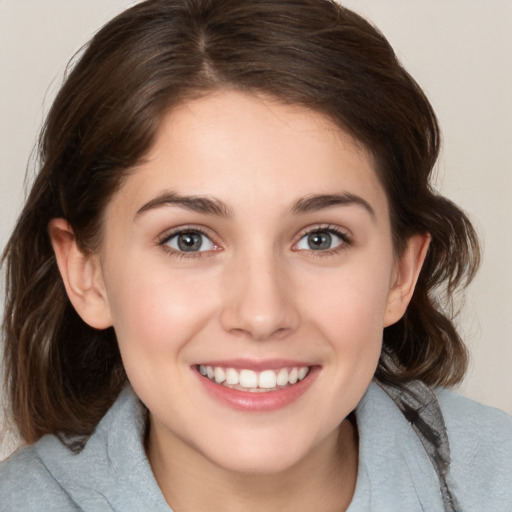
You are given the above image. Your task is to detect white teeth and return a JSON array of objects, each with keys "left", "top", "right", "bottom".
[
  {"left": 199, "top": 365, "right": 311, "bottom": 390},
  {"left": 239, "top": 369, "right": 258, "bottom": 388},
  {"left": 225, "top": 368, "right": 239, "bottom": 385},
  {"left": 276, "top": 368, "right": 289, "bottom": 386},
  {"left": 298, "top": 367, "right": 309, "bottom": 380},
  {"left": 258, "top": 370, "right": 277, "bottom": 389},
  {"left": 214, "top": 367, "right": 226, "bottom": 384}
]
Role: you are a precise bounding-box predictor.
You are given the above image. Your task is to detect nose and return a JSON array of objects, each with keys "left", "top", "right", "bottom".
[{"left": 219, "top": 252, "right": 300, "bottom": 341}]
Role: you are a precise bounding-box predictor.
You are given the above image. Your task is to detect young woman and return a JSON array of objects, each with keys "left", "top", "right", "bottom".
[{"left": 1, "top": 0, "right": 511, "bottom": 510}]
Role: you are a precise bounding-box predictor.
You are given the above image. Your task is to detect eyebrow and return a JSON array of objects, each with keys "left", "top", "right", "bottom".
[
  {"left": 290, "top": 193, "right": 376, "bottom": 220},
  {"left": 135, "top": 191, "right": 232, "bottom": 218},
  {"left": 135, "top": 191, "right": 375, "bottom": 220}
]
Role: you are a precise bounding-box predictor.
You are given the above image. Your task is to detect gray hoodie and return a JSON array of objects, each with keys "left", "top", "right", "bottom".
[{"left": 1, "top": 382, "right": 511, "bottom": 511}]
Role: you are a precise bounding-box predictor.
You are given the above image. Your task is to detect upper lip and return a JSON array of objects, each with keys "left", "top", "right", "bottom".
[{"left": 194, "top": 358, "right": 316, "bottom": 371}]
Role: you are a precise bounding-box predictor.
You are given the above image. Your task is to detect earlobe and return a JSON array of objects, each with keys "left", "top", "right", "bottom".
[
  {"left": 48, "top": 218, "right": 113, "bottom": 329},
  {"left": 384, "top": 233, "right": 431, "bottom": 327}
]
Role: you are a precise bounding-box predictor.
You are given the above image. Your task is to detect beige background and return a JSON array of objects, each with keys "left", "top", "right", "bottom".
[{"left": 1, "top": 0, "right": 511, "bottom": 460}]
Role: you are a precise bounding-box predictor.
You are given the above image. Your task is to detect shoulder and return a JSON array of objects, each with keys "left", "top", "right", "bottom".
[
  {"left": 437, "top": 389, "right": 512, "bottom": 511},
  {"left": 0, "top": 443, "right": 78, "bottom": 511},
  {"left": 437, "top": 388, "right": 512, "bottom": 460}
]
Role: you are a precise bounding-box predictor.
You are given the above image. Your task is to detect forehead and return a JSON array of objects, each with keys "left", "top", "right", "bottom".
[{"left": 106, "top": 90, "right": 388, "bottom": 221}]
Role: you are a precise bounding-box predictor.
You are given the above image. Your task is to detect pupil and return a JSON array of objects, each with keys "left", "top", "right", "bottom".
[
  {"left": 177, "top": 232, "right": 202, "bottom": 251},
  {"left": 308, "top": 232, "right": 331, "bottom": 250}
]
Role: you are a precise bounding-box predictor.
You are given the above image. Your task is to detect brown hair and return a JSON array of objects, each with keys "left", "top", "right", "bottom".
[{"left": 2, "top": 0, "right": 480, "bottom": 445}]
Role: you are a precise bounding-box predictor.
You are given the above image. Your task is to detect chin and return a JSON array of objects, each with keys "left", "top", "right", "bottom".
[
  {"left": 195, "top": 424, "right": 334, "bottom": 476},
  {"left": 207, "top": 448, "right": 307, "bottom": 476}
]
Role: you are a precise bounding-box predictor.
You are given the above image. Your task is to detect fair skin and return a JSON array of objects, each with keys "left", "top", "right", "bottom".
[{"left": 50, "top": 90, "right": 429, "bottom": 511}]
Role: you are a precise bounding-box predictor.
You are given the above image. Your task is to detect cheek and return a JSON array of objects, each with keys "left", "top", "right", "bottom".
[
  {"left": 105, "top": 263, "right": 218, "bottom": 357},
  {"left": 301, "top": 264, "right": 391, "bottom": 412},
  {"left": 104, "top": 263, "right": 222, "bottom": 402},
  {"left": 299, "top": 255, "right": 393, "bottom": 380},
  {"left": 305, "top": 264, "right": 392, "bottom": 337}
]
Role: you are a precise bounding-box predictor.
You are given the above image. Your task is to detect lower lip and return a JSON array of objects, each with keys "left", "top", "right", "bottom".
[{"left": 195, "top": 367, "right": 320, "bottom": 412}]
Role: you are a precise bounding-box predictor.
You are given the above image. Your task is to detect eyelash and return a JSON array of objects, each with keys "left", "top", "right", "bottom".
[
  {"left": 157, "top": 224, "right": 352, "bottom": 259},
  {"left": 293, "top": 224, "right": 352, "bottom": 257},
  {"left": 158, "top": 226, "right": 220, "bottom": 260}
]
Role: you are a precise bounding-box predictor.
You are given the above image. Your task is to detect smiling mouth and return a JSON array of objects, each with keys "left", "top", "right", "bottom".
[{"left": 197, "top": 365, "right": 311, "bottom": 393}]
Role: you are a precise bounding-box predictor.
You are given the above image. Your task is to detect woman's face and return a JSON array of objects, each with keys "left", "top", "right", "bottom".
[{"left": 89, "top": 90, "right": 419, "bottom": 474}]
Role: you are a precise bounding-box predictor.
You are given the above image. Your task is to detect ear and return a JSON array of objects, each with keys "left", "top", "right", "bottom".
[
  {"left": 384, "top": 233, "right": 430, "bottom": 327},
  {"left": 48, "top": 218, "right": 113, "bottom": 329}
]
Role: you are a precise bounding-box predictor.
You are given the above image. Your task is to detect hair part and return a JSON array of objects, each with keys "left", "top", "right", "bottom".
[{"left": 2, "top": 0, "right": 480, "bottom": 446}]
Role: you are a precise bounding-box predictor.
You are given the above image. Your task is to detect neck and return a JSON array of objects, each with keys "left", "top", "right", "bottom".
[{"left": 146, "top": 417, "right": 358, "bottom": 512}]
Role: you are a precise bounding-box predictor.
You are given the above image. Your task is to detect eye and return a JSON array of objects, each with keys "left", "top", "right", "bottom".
[
  {"left": 163, "top": 230, "right": 217, "bottom": 253},
  {"left": 295, "top": 229, "right": 348, "bottom": 251}
]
